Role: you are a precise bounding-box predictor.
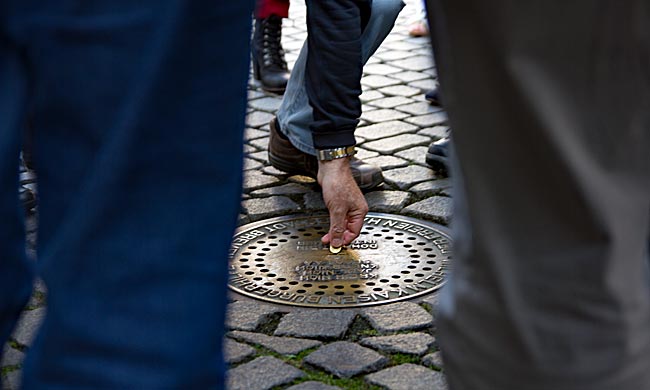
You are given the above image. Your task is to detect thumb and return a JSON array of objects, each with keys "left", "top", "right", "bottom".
[{"left": 327, "top": 209, "right": 346, "bottom": 249}]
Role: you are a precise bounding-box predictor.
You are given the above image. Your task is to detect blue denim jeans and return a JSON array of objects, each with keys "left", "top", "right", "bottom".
[
  {"left": 0, "top": 1, "right": 253, "bottom": 388},
  {"left": 277, "top": 0, "right": 404, "bottom": 155}
]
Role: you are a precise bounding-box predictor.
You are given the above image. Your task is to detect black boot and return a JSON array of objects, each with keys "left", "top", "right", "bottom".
[{"left": 252, "top": 15, "right": 290, "bottom": 94}]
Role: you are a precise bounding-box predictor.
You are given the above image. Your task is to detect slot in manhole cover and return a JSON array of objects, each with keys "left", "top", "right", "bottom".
[{"left": 228, "top": 213, "right": 452, "bottom": 308}]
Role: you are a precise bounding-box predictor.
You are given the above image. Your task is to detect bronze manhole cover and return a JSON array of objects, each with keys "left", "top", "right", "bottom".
[{"left": 228, "top": 213, "right": 452, "bottom": 308}]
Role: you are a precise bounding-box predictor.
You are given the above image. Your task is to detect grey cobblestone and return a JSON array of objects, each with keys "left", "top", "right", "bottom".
[
  {"left": 363, "top": 134, "right": 430, "bottom": 154},
  {"left": 304, "top": 341, "right": 388, "bottom": 378},
  {"left": 378, "top": 84, "right": 421, "bottom": 97},
  {"left": 242, "top": 196, "right": 300, "bottom": 220},
  {"left": 403, "top": 196, "right": 453, "bottom": 225},
  {"left": 286, "top": 381, "right": 342, "bottom": 390},
  {"left": 303, "top": 192, "right": 326, "bottom": 211},
  {"left": 225, "top": 301, "right": 285, "bottom": 331},
  {"left": 226, "top": 356, "right": 304, "bottom": 390},
  {"left": 362, "top": 108, "right": 410, "bottom": 124},
  {"left": 248, "top": 96, "right": 282, "bottom": 112},
  {"left": 250, "top": 183, "right": 312, "bottom": 197},
  {"left": 274, "top": 309, "right": 356, "bottom": 339},
  {"left": 355, "top": 121, "right": 418, "bottom": 140},
  {"left": 408, "top": 78, "right": 438, "bottom": 91},
  {"left": 395, "top": 146, "right": 430, "bottom": 164},
  {"left": 383, "top": 165, "right": 436, "bottom": 190},
  {"left": 12, "top": 307, "right": 45, "bottom": 347},
  {"left": 246, "top": 111, "right": 274, "bottom": 128},
  {"left": 363, "top": 155, "right": 409, "bottom": 170},
  {"left": 361, "top": 302, "right": 433, "bottom": 333},
  {"left": 422, "top": 351, "right": 444, "bottom": 368},
  {"left": 1, "top": 346, "right": 24, "bottom": 367},
  {"left": 365, "top": 364, "right": 447, "bottom": 390},
  {"left": 417, "top": 125, "right": 449, "bottom": 139},
  {"left": 397, "top": 101, "right": 442, "bottom": 116},
  {"left": 361, "top": 75, "right": 402, "bottom": 89},
  {"left": 360, "top": 332, "right": 435, "bottom": 355},
  {"left": 405, "top": 112, "right": 449, "bottom": 127},
  {"left": 365, "top": 191, "right": 411, "bottom": 213},
  {"left": 229, "top": 331, "right": 322, "bottom": 355},
  {"left": 409, "top": 179, "right": 453, "bottom": 197},
  {"left": 368, "top": 96, "right": 415, "bottom": 109},
  {"left": 242, "top": 174, "right": 280, "bottom": 192},
  {"left": 224, "top": 338, "right": 256, "bottom": 364}
]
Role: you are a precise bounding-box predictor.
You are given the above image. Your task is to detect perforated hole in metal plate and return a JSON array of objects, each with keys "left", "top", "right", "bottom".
[{"left": 228, "top": 213, "right": 452, "bottom": 308}]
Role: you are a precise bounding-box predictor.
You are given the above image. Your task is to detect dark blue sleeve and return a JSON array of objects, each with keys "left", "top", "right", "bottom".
[{"left": 305, "top": 0, "right": 371, "bottom": 150}]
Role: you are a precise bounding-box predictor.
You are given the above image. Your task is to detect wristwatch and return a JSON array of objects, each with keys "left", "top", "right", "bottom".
[{"left": 316, "top": 146, "right": 356, "bottom": 161}]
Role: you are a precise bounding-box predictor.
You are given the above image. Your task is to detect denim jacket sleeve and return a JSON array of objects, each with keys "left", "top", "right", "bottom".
[{"left": 304, "top": 0, "right": 371, "bottom": 150}]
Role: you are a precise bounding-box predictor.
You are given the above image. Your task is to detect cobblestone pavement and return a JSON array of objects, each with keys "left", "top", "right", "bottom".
[{"left": 1, "top": 1, "right": 450, "bottom": 389}]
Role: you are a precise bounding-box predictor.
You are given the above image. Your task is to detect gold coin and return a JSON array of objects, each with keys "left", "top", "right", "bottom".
[{"left": 329, "top": 245, "right": 342, "bottom": 254}]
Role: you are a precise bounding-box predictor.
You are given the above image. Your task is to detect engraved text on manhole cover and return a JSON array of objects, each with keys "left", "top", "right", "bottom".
[{"left": 228, "top": 213, "right": 452, "bottom": 308}]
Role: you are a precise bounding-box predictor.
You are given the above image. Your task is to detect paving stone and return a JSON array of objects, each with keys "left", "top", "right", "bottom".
[
  {"left": 363, "top": 155, "right": 409, "bottom": 170},
  {"left": 243, "top": 144, "right": 257, "bottom": 154},
  {"left": 249, "top": 137, "right": 270, "bottom": 150},
  {"left": 409, "top": 179, "right": 453, "bottom": 197},
  {"left": 363, "top": 134, "right": 430, "bottom": 154},
  {"left": 378, "top": 85, "right": 421, "bottom": 97},
  {"left": 368, "top": 96, "right": 415, "bottom": 109},
  {"left": 303, "top": 192, "right": 326, "bottom": 211},
  {"left": 242, "top": 173, "right": 280, "bottom": 191},
  {"left": 422, "top": 351, "right": 444, "bottom": 368},
  {"left": 397, "top": 101, "right": 442, "bottom": 116},
  {"left": 242, "top": 196, "right": 300, "bottom": 220},
  {"left": 12, "top": 307, "right": 45, "bottom": 347},
  {"left": 304, "top": 341, "right": 388, "bottom": 378},
  {"left": 365, "top": 364, "right": 447, "bottom": 390},
  {"left": 251, "top": 183, "right": 312, "bottom": 197},
  {"left": 4, "top": 369, "right": 21, "bottom": 390},
  {"left": 225, "top": 301, "right": 285, "bottom": 331},
  {"left": 275, "top": 309, "right": 356, "bottom": 339},
  {"left": 226, "top": 356, "right": 304, "bottom": 390},
  {"left": 383, "top": 165, "right": 436, "bottom": 190},
  {"left": 244, "top": 128, "right": 269, "bottom": 141},
  {"left": 405, "top": 112, "right": 449, "bottom": 127},
  {"left": 354, "top": 147, "right": 380, "bottom": 160},
  {"left": 361, "top": 302, "right": 433, "bottom": 333},
  {"left": 403, "top": 196, "right": 453, "bottom": 225},
  {"left": 224, "top": 338, "right": 256, "bottom": 364},
  {"left": 395, "top": 146, "right": 429, "bottom": 164},
  {"left": 408, "top": 78, "right": 438, "bottom": 91},
  {"left": 246, "top": 111, "right": 274, "bottom": 128},
  {"left": 421, "top": 293, "right": 441, "bottom": 315},
  {"left": 243, "top": 158, "right": 264, "bottom": 171},
  {"left": 360, "top": 332, "right": 435, "bottom": 356},
  {"left": 361, "top": 75, "right": 401, "bottom": 88},
  {"left": 417, "top": 125, "right": 450, "bottom": 139},
  {"left": 286, "top": 381, "right": 342, "bottom": 390},
  {"left": 229, "top": 331, "right": 322, "bottom": 355},
  {"left": 382, "top": 40, "right": 422, "bottom": 52},
  {"left": 262, "top": 165, "right": 287, "bottom": 176},
  {"left": 355, "top": 121, "right": 418, "bottom": 141},
  {"left": 1, "top": 346, "right": 24, "bottom": 367},
  {"left": 362, "top": 109, "right": 410, "bottom": 124},
  {"left": 360, "top": 90, "right": 385, "bottom": 103},
  {"left": 238, "top": 213, "right": 250, "bottom": 225},
  {"left": 391, "top": 55, "right": 434, "bottom": 71},
  {"left": 248, "top": 96, "right": 283, "bottom": 112},
  {"left": 387, "top": 70, "right": 429, "bottom": 82},
  {"left": 247, "top": 150, "right": 268, "bottom": 163},
  {"left": 363, "top": 63, "right": 403, "bottom": 76},
  {"left": 248, "top": 90, "right": 266, "bottom": 100},
  {"left": 365, "top": 191, "right": 410, "bottom": 213}
]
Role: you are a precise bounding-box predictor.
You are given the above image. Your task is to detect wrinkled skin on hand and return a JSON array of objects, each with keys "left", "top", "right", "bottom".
[{"left": 317, "top": 157, "right": 369, "bottom": 248}]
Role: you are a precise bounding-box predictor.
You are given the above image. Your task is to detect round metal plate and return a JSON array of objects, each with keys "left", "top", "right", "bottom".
[{"left": 228, "top": 213, "right": 452, "bottom": 308}]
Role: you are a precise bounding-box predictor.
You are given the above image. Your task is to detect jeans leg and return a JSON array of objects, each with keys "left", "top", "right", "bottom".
[
  {"left": 277, "top": 0, "right": 404, "bottom": 155},
  {"left": 0, "top": 32, "right": 35, "bottom": 385},
  {"left": 8, "top": 1, "right": 254, "bottom": 388}
]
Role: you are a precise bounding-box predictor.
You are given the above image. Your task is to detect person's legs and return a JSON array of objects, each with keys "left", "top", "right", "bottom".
[
  {"left": 277, "top": 0, "right": 404, "bottom": 156},
  {"left": 253, "top": 0, "right": 291, "bottom": 93},
  {"left": 6, "top": 1, "right": 254, "bottom": 387},
  {"left": 427, "top": 1, "right": 650, "bottom": 389}
]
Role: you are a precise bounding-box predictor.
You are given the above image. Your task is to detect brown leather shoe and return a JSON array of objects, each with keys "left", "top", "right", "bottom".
[{"left": 268, "top": 117, "right": 384, "bottom": 190}]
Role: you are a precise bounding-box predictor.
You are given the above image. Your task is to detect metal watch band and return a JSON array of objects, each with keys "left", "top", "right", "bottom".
[{"left": 316, "top": 146, "right": 356, "bottom": 161}]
